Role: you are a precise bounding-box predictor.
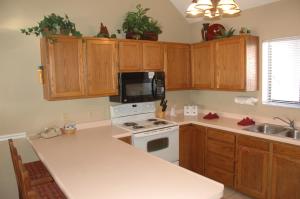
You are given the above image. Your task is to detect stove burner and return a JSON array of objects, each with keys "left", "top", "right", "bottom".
[
  {"left": 124, "top": 122, "right": 138, "bottom": 127},
  {"left": 153, "top": 121, "right": 168, "bottom": 125},
  {"left": 147, "top": 118, "right": 158, "bottom": 122},
  {"left": 133, "top": 125, "right": 145, "bottom": 129}
]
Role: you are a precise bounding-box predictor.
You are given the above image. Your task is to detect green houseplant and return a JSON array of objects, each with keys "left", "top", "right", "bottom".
[
  {"left": 122, "top": 4, "right": 162, "bottom": 41},
  {"left": 21, "top": 13, "right": 82, "bottom": 37}
]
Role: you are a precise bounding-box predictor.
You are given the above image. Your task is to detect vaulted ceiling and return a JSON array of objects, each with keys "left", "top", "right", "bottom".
[{"left": 169, "top": 0, "right": 280, "bottom": 23}]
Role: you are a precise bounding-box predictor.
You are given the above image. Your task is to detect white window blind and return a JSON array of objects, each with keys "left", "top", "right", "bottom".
[{"left": 262, "top": 37, "right": 300, "bottom": 107}]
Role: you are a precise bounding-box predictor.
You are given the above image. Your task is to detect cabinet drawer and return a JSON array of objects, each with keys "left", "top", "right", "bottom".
[
  {"left": 206, "top": 151, "right": 235, "bottom": 173},
  {"left": 207, "top": 128, "right": 235, "bottom": 144},
  {"left": 207, "top": 139, "right": 235, "bottom": 159},
  {"left": 237, "top": 135, "right": 270, "bottom": 152},
  {"left": 273, "top": 143, "right": 300, "bottom": 159},
  {"left": 205, "top": 166, "right": 234, "bottom": 187}
]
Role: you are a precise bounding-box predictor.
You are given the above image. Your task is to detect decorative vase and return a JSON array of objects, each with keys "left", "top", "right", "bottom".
[
  {"left": 142, "top": 32, "right": 158, "bottom": 41},
  {"left": 201, "top": 23, "right": 210, "bottom": 41}
]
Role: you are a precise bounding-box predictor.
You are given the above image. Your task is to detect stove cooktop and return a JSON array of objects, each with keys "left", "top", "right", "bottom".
[{"left": 118, "top": 118, "right": 177, "bottom": 132}]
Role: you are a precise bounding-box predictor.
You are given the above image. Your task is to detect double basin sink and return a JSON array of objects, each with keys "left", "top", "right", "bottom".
[{"left": 244, "top": 123, "right": 300, "bottom": 140}]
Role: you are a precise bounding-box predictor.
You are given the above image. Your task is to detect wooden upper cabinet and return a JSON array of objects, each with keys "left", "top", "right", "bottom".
[
  {"left": 191, "top": 42, "right": 214, "bottom": 89},
  {"left": 40, "top": 36, "right": 119, "bottom": 100},
  {"left": 271, "top": 143, "right": 300, "bottom": 199},
  {"left": 119, "top": 41, "right": 142, "bottom": 72},
  {"left": 179, "top": 124, "right": 206, "bottom": 175},
  {"left": 41, "top": 36, "right": 85, "bottom": 100},
  {"left": 165, "top": 43, "right": 191, "bottom": 90},
  {"left": 142, "top": 42, "right": 164, "bottom": 71},
  {"left": 84, "top": 39, "right": 118, "bottom": 96},
  {"left": 215, "top": 35, "right": 259, "bottom": 91},
  {"left": 236, "top": 135, "right": 270, "bottom": 199}
]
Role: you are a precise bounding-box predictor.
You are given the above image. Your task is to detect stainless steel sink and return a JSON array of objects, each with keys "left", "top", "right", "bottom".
[
  {"left": 278, "top": 129, "right": 300, "bottom": 140},
  {"left": 244, "top": 123, "right": 300, "bottom": 141},
  {"left": 244, "top": 123, "right": 289, "bottom": 135}
]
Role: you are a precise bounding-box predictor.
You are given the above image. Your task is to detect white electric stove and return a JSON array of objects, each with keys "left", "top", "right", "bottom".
[{"left": 110, "top": 102, "right": 179, "bottom": 164}]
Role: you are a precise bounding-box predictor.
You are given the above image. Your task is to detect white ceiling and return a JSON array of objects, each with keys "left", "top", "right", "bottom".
[{"left": 169, "top": 0, "right": 280, "bottom": 23}]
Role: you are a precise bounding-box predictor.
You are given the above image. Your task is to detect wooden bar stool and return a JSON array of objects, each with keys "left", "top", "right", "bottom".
[
  {"left": 8, "top": 139, "right": 53, "bottom": 186},
  {"left": 17, "top": 156, "right": 66, "bottom": 199}
]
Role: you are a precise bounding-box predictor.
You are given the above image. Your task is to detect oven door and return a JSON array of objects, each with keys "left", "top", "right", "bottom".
[
  {"left": 132, "top": 126, "right": 179, "bottom": 163},
  {"left": 119, "top": 72, "right": 165, "bottom": 103}
]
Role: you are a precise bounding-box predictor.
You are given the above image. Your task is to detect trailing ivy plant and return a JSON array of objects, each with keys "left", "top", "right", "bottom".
[{"left": 20, "top": 13, "right": 82, "bottom": 37}]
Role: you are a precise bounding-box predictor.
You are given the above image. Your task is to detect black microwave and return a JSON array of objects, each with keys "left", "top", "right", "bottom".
[{"left": 110, "top": 72, "right": 165, "bottom": 103}]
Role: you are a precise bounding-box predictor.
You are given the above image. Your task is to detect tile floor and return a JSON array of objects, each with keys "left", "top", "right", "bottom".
[{"left": 222, "top": 187, "right": 253, "bottom": 199}]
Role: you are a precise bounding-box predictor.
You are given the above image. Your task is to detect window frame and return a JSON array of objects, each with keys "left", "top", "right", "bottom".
[{"left": 262, "top": 36, "right": 300, "bottom": 109}]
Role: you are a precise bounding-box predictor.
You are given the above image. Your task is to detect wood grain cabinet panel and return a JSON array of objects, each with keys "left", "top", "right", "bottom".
[
  {"left": 236, "top": 135, "right": 270, "bottom": 199},
  {"left": 118, "top": 41, "right": 142, "bottom": 72},
  {"left": 191, "top": 42, "right": 214, "bottom": 89},
  {"left": 142, "top": 42, "right": 164, "bottom": 71},
  {"left": 191, "top": 35, "right": 258, "bottom": 91},
  {"left": 41, "top": 36, "right": 85, "bottom": 100},
  {"left": 205, "top": 128, "right": 236, "bottom": 187},
  {"left": 118, "top": 136, "right": 132, "bottom": 145},
  {"left": 85, "top": 39, "right": 118, "bottom": 96},
  {"left": 165, "top": 43, "right": 191, "bottom": 90},
  {"left": 271, "top": 143, "right": 300, "bottom": 199},
  {"left": 179, "top": 124, "right": 206, "bottom": 175},
  {"left": 214, "top": 36, "right": 259, "bottom": 91}
]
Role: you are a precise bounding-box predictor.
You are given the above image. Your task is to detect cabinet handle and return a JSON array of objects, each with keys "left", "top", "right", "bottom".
[
  {"left": 216, "top": 71, "right": 220, "bottom": 89},
  {"left": 37, "top": 65, "right": 44, "bottom": 84}
]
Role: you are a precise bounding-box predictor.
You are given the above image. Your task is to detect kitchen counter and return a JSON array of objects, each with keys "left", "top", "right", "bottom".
[
  {"left": 29, "top": 125, "right": 224, "bottom": 199},
  {"left": 159, "top": 112, "right": 300, "bottom": 146}
]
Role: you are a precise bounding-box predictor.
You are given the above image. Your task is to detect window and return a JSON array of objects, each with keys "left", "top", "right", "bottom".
[{"left": 262, "top": 37, "right": 300, "bottom": 108}]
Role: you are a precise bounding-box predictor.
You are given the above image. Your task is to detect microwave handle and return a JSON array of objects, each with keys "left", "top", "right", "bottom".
[{"left": 151, "top": 75, "right": 157, "bottom": 97}]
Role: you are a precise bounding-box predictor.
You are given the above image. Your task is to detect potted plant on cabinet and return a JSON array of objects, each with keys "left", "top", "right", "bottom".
[
  {"left": 122, "top": 4, "right": 162, "bottom": 41},
  {"left": 20, "top": 13, "right": 82, "bottom": 37}
]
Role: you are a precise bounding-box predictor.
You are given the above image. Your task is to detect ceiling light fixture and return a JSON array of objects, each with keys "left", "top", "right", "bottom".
[{"left": 186, "top": 0, "right": 241, "bottom": 19}]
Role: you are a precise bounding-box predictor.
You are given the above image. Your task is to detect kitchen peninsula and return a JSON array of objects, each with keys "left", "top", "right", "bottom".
[{"left": 29, "top": 125, "right": 224, "bottom": 199}]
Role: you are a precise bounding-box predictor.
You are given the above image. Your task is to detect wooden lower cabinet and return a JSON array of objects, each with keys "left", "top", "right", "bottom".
[
  {"left": 118, "top": 136, "right": 132, "bottom": 145},
  {"left": 236, "top": 135, "right": 270, "bottom": 199},
  {"left": 271, "top": 143, "right": 300, "bottom": 199},
  {"left": 179, "top": 125, "right": 300, "bottom": 199},
  {"left": 205, "top": 128, "right": 236, "bottom": 187},
  {"left": 179, "top": 124, "right": 205, "bottom": 175}
]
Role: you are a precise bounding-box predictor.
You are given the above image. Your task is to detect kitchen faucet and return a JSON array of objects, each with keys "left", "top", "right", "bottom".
[{"left": 273, "top": 117, "right": 295, "bottom": 129}]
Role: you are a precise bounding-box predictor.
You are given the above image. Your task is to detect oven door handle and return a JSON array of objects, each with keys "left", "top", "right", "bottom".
[{"left": 133, "top": 126, "right": 179, "bottom": 138}]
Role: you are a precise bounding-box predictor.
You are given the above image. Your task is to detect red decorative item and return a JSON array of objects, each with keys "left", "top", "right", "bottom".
[
  {"left": 99, "top": 23, "right": 109, "bottom": 36},
  {"left": 203, "top": 112, "right": 220, "bottom": 120},
  {"left": 206, "top": 24, "right": 225, "bottom": 40},
  {"left": 238, "top": 117, "right": 255, "bottom": 126}
]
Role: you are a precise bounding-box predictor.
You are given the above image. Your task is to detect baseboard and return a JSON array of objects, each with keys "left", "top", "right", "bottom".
[{"left": 0, "top": 132, "right": 27, "bottom": 142}]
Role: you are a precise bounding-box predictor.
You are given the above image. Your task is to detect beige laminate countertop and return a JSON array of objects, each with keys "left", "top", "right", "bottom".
[
  {"left": 159, "top": 113, "right": 300, "bottom": 146},
  {"left": 29, "top": 125, "right": 224, "bottom": 199}
]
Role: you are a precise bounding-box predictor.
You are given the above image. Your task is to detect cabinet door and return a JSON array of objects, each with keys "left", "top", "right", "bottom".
[
  {"left": 85, "top": 40, "right": 118, "bottom": 96},
  {"left": 46, "top": 37, "right": 85, "bottom": 99},
  {"left": 191, "top": 42, "right": 214, "bottom": 89},
  {"left": 271, "top": 156, "right": 300, "bottom": 199},
  {"left": 119, "top": 41, "right": 142, "bottom": 72},
  {"left": 215, "top": 37, "right": 246, "bottom": 90},
  {"left": 179, "top": 124, "right": 205, "bottom": 174},
  {"left": 142, "top": 42, "right": 164, "bottom": 71},
  {"left": 165, "top": 44, "right": 191, "bottom": 90},
  {"left": 236, "top": 146, "right": 269, "bottom": 199}
]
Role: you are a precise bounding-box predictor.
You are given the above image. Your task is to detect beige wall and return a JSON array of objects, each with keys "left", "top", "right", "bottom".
[
  {"left": 190, "top": 0, "right": 300, "bottom": 121},
  {"left": 0, "top": 0, "right": 192, "bottom": 198}
]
